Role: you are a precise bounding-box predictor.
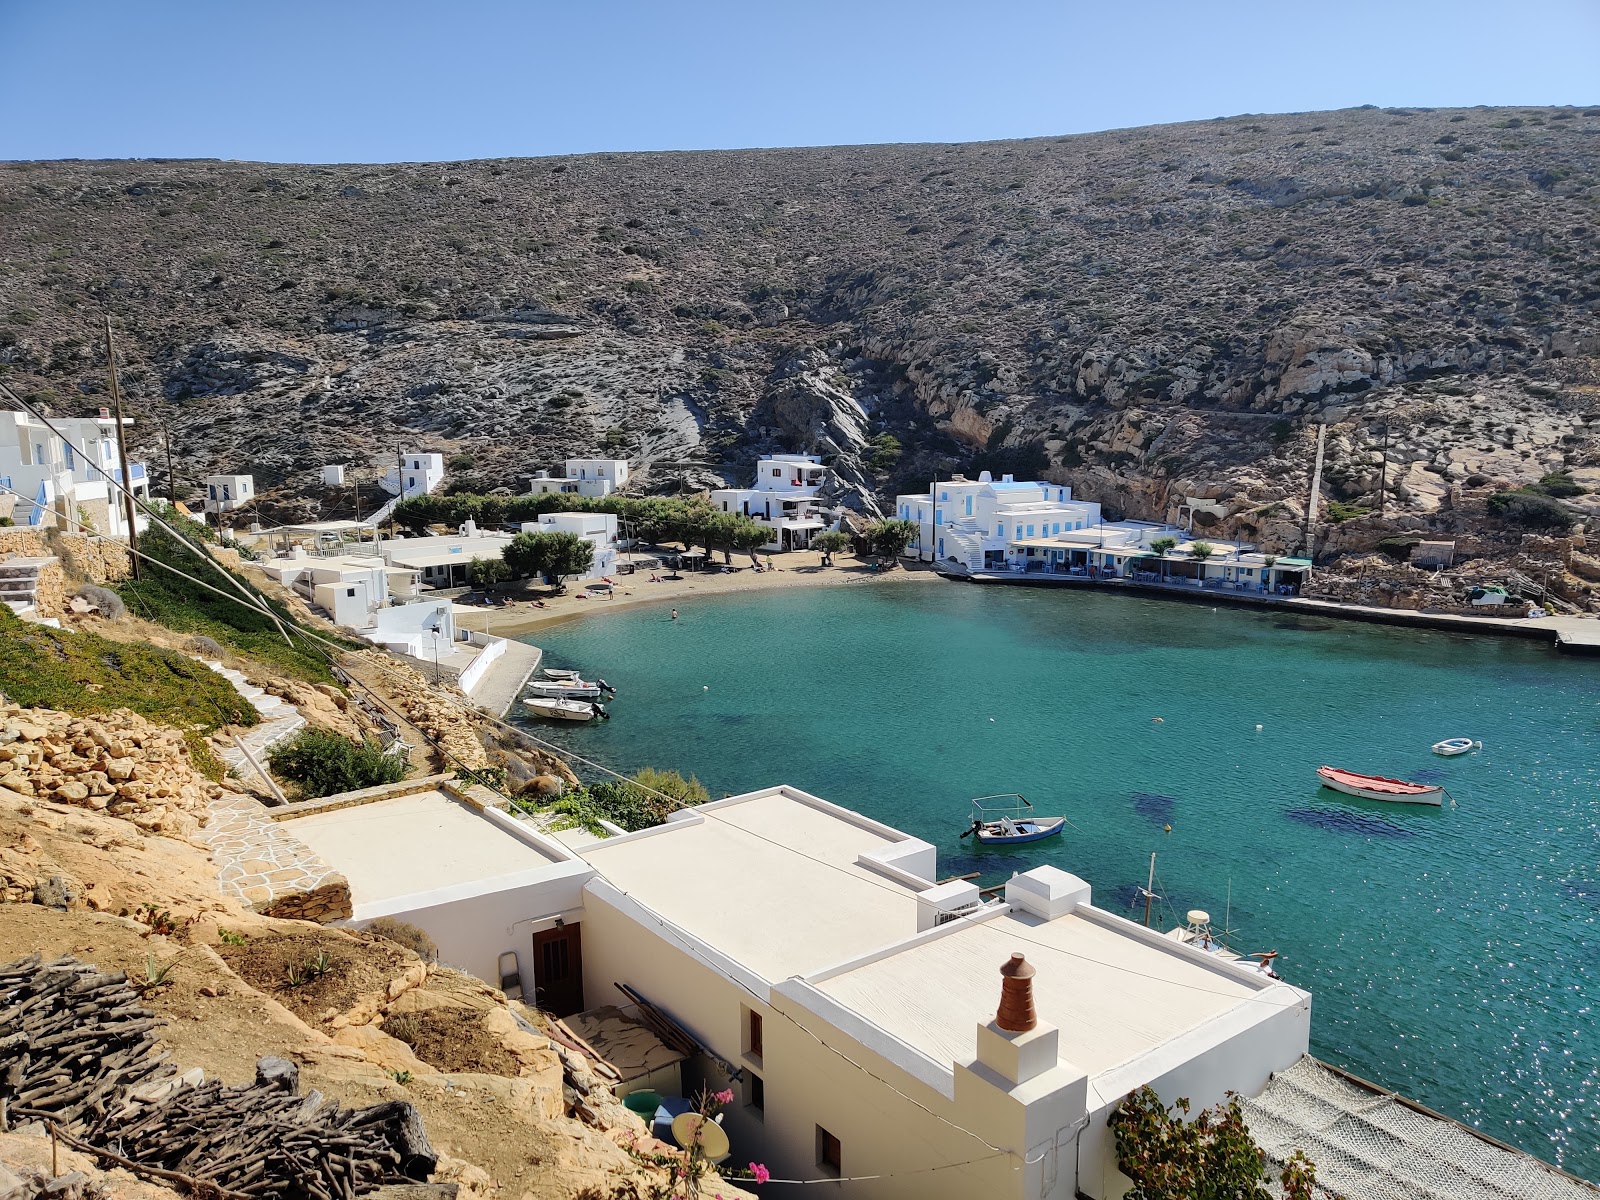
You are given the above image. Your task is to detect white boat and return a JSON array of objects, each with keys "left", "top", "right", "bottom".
[
  {"left": 961, "top": 794, "right": 1067, "bottom": 845},
  {"left": 543, "top": 668, "right": 582, "bottom": 681},
  {"left": 1317, "top": 765, "right": 1444, "bottom": 806},
  {"left": 523, "top": 697, "right": 604, "bottom": 722},
  {"left": 525, "top": 679, "right": 604, "bottom": 700},
  {"left": 1432, "top": 738, "right": 1480, "bottom": 756},
  {"left": 1165, "top": 909, "right": 1281, "bottom": 979}
]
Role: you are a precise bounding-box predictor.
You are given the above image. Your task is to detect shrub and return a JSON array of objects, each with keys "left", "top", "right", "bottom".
[
  {"left": 1189, "top": 541, "right": 1216, "bottom": 561},
  {"left": 1325, "top": 501, "right": 1369, "bottom": 522},
  {"left": 187, "top": 635, "right": 227, "bottom": 658},
  {"left": 1531, "top": 472, "right": 1586, "bottom": 499},
  {"left": 1376, "top": 536, "right": 1422, "bottom": 562},
  {"left": 267, "top": 728, "right": 407, "bottom": 798},
  {"left": 74, "top": 584, "right": 125, "bottom": 620},
  {"left": 1487, "top": 491, "right": 1575, "bottom": 529},
  {"left": 1150, "top": 536, "right": 1178, "bottom": 556},
  {"left": 365, "top": 917, "right": 438, "bottom": 961}
]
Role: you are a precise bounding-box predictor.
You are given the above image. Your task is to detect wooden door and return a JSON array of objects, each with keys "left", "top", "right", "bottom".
[{"left": 531, "top": 924, "right": 584, "bottom": 1016}]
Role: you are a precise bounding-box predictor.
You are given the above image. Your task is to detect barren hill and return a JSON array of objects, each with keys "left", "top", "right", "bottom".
[{"left": 2, "top": 104, "right": 1598, "bottom": 543}]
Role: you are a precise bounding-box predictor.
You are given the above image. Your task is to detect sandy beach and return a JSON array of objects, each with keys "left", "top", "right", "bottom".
[{"left": 450, "top": 550, "right": 942, "bottom": 638}]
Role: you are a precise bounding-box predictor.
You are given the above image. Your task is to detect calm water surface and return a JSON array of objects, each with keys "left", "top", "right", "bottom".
[{"left": 518, "top": 583, "right": 1600, "bottom": 1177}]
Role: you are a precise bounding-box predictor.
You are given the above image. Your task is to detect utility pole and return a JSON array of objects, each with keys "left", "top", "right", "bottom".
[
  {"left": 1376, "top": 425, "right": 1390, "bottom": 519},
  {"left": 158, "top": 421, "right": 177, "bottom": 505},
  {"left": 103, "top": 315, "right": 140, "bottom": 580}
]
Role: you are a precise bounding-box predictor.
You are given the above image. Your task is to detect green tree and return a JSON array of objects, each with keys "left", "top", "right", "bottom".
[
  {"left": 1190, "top": 541, "right": 1216, "bottom": 561},
  {"left": 1110, "top": 1085, "right": 1316, "bottom": 1200},
  {"left": 503, "top": 530, "right": 595, "bottom": 591},
  {"left": 865, "top": 432, "right": 902, "bottom": 471},
  {"left": 1487, "top": 491, "right": 1576, "bottom": 529},
  {"left": 267, "top": 728, "right": 407, "bottom": 799},
  {"left": 865, "top": 518, "right": 920, "bottom": 564},
  {"left": 468, "top": 556, "right": 512, "bottom": 588},
  {"left": 700, "top": 511, "right": 770, "bottom": 564},
  {"left": 813, "top": 529, "right": 852, "bottom": 565},
  {"left": 1149, "top": 535, "right": 1178, "bottom": 581}
]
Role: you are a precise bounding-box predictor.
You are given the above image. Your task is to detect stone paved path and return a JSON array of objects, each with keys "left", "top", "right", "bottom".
[
  {"left": 195, "top": 658, "right": 308, "bottom": 780},
  {"left": 199, "top": 792, "right": 348, "bottom": 915}
]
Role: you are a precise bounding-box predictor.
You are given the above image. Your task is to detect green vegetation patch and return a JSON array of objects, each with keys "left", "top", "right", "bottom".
[
  {"left": 519, "top": 767, "right": 709, "bottom": 835},
  {"left": 118, "top": 505, "right": 347, "bottom": 683},
  {"left": 1486, "top": 490, "right": 1576, "bottom": 529},
  {"left": 267, "top": 728, "right": 407, "bottom": 798},
  {"left": 0, "top": 606, "right": 252, "bottom": 779}
]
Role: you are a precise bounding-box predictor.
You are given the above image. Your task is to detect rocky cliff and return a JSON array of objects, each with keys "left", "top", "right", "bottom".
[{"left": 2, "top": 104, "right": 1597, "bottom": 544}]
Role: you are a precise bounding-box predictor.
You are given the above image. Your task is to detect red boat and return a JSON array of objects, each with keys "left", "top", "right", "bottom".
[{"left": 1316, "top": 766, "right": 1444, "bottom": 806}]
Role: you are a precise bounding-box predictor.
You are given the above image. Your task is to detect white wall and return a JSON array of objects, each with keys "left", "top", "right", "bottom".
[{"left": 456, "top": 634, "right": 506, "bottom": 695}]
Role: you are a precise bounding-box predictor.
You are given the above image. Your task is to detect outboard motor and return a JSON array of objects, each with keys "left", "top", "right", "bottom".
[
  {"left": 596, "top": 678, "right": 616, "bottom": 694},
  {"left": 594, "top": 703, "right": 611, "bottom": 720}
]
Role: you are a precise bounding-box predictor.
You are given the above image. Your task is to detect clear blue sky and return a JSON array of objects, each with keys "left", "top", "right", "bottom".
[{"left": 3, "top": 0, "right": 1596, "bottom": 163}]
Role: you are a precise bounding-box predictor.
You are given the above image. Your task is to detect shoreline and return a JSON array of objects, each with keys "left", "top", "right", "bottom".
[{"left": 451, "top": 550, "right": 940, "bottom": 638}]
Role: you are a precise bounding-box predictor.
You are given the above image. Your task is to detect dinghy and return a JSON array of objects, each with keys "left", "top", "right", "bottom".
[
  {"left": 543, "top": 668, "right": 582, "bottom": 681},
  {"left": 1316, "top": 766, "right": 1444, "bottom": 806},
  {"left": 962, "top": 794, "right": 1068, "bottom": 845},
  {"left": 525, "top": 679, "right": 604, "bottom": 700},
  {"left": 1431, "top": 738, "right": 1480, "bottom": 756},
  {"left": 523, "top": 697, "right": 606, "bottom": 722}
]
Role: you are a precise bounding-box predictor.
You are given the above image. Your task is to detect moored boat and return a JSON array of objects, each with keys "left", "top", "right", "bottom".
[
  {"left": 523, "top": 697, "right": 606, "bottom": 722},
  {"left": 543, "top": 668, "right": 582, "bottom": 681},
  {"left": 962, "top": 794, "right": 1068, "bottom": 845},
  {"left": 1317, "top": 765, "right": 1443, "bottom": 806},
  {"left": 525, "top": 679, "right": 604, "bottom": 700},
  {"left": 1431, "top": 737, "right": 1480, "bottom": 756}
]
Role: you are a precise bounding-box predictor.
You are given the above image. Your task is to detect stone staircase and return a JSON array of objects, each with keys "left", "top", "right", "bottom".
[
  {"left": 194, "top": 658, "right": 307, "bottom": 778},
  {"left": 0, "top": 556, "right": 52, "bottom": 620}
]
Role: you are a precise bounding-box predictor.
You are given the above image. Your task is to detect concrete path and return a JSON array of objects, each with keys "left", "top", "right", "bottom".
[
  {"left": 198, "top": 792, "right": 348, "bottom": 915},
  {"left": 467, "top": 638, "right": 542, "bottom": 717}
]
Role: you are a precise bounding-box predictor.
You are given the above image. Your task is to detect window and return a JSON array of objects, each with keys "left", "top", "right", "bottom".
[
  {"left": 965, "top": 496, "right": 972, "bottom": 516},
  {"left": 749, "top": 1009, "right": 764, "bottom": 1058},
  {"left": 1026, "top": 525, "right": 1034, "bottom": 537},
  {"left": 939, "top": 490, "right": 949, "bottom": 501},
  {"left": 64, "top": 444, "right": 74, "bottom": 470},
  {"left": 346, "top": 588, "right": 356, "bottom": 597},
  {"left": 773, "top": 467, "right": 781, "bottom": 478},
  {"left": 747, "top": 1073, "right": 765, "bottom": 1114},
  {"left": 208, "top": 485, "right": 217, "bottom": 500},
  {"left": 817, "top": 1126, "right": 841, "bottom": 1175},
  {"left": 34, "top": 444, "right": 44, "bottom": 466}
]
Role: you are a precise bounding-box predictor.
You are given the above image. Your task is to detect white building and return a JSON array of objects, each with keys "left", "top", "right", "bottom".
[
  {"left": 258, "top": 551, "right": 421, "bottom": 628},
  {"left": 527, "top": 458, "right": 630, "bottom": 499},
  {"left": 529, "top": 511, "right": 618, "bottom": 580},
  {"left": 573, "top": 786, "right": 1309, "bottom": 1199},
  {"left": 381, "top": 525, "right": 515, "bottom": 590},
  {"left": 380, "top": 452, "right": 446, "bottom": 500},
  {"left": 895, "top": 472, "right": 1102, "bottom": 569},
  {"left": 204, "top": 474, "right": 255, "bottom": 519},
  {"left": 712, "top": 453, "right": 832, "bottom": 551},
  {"left": 0, "top": 410, "right": 150, "bottom": 536}
]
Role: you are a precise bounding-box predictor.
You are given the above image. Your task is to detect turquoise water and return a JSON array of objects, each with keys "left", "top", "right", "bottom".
[{"left": 518, "top": 584, "right": 1600, "bottom": 1177}]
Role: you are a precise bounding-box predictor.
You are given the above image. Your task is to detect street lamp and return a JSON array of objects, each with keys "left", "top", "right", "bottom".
[{"left": 430, "top": 629, "right": 442, "bottom": 685}]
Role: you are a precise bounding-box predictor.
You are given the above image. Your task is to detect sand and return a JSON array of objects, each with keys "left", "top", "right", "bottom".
[{"left": 450, "top": 550, "right": 938, "bottom": 638}]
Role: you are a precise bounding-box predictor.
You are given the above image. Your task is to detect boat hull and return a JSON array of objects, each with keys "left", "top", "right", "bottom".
[
  {"left": 1432, "top": 739, "right": 1476, "bottom": 756},
  {"left": 1317, "top": 767, "right": 1443, "bottom": 806},
  {"left": 525, "top": 682, "right": 603, "bottom": 700},
  {"left": 974, "top": 818, "right": 1067, "bottom": 844},
  {"left": 522, "top": 698, "right": 595, "bottom": 722}
]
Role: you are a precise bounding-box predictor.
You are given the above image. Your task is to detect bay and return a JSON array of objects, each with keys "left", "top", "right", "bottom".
[{"left": 519, "top": 582, "right": 1600, "bottom": 1177}]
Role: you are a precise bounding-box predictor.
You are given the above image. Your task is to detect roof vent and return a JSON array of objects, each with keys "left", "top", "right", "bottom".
[
  {"left": 977, "top": 470, "right": 992, "bottom": 483},
  {"left": 996, "top": 953, "right": 1037, "bottom": 1033}
]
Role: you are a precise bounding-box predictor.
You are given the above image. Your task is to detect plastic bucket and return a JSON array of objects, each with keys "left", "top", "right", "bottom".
[{"left": 622, "top": 1090, "right": 662, "bottom": 1118}]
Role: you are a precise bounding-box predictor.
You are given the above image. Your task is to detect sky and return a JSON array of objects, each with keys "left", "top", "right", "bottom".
[{"left": 2, "top": 0, "right": 1597, "bottom": 163}]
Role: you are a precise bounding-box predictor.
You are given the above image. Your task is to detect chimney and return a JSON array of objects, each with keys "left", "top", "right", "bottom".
[{"left": 996, "top": 953, "right": 1037, "bottom": 1032}]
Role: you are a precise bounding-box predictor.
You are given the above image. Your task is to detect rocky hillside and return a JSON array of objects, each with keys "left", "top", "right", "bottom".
[{"left": 2, "top": 105, "right": 1598, "bottom": 543}]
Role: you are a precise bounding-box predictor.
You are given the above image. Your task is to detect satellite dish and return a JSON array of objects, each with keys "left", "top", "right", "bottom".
[{"left": 671, "top": 1113, "right": 730, "bottom": 1164}]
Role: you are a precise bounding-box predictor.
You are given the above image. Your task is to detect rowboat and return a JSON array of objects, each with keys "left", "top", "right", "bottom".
[
  {"left": 543, "top": 668, "right": 582, "bottom": 681},
  {"left": 1431, "top": 738, "right": 1480, "bottom": 756},
  {"left": 523, "top": 697, "right": 606, "bottom": 722},
  {"left": 1317, "top": 765, "right": 1443, "bottom": 806},
  {"left": 525, "top": 680, "right": 604, "bottom": 700},
  {"left": 961, "top": 794, "right": 1068, "bottom": 845}
]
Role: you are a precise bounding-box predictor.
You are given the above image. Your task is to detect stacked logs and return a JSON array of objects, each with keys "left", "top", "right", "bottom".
[
  {"left": 0, "top": 954, "right": 172, "bottom": 1131},
  {"left": 88, "top": 1060, "right": 437, "bottom": 1200},
  {"left": 1, "top": 955, "right": 438, "bottom": 1200}
]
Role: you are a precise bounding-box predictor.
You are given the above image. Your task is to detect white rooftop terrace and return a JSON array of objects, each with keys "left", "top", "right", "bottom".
[
  {"left": 282, "top": 789, "right": 574, "bottom": 910},
  {"left": 808, "top": 905, "right": 1285, "bottom": 1091},
  {"left": 577, "top": 786, "right": 931, "bottom": 983}
]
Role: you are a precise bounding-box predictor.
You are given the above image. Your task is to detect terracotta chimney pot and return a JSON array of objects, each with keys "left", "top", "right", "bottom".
[{"left": 996, "top": 952, "right": 1037, "bottom": 1032}]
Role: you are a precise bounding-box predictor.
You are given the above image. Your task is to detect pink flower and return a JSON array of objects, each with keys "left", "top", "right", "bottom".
[
  {"left": 749, "top": 1162, "right": 771, "bottom": 1185},
  {"left": 714, "top": 1088, "right": 735, "bottom": 1105}
]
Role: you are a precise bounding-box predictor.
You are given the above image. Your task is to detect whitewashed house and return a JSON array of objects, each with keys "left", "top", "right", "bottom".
[
  {"left": 258, "top": 551, "right": 421, "bottom": 628},
  {"left": 380, "top": 452, "right": 446, "bottom": 499},
  {"left": 527, "top": 458, "right": 630, "bottom": 499},
  {"left": 895, "top": 472, "right": 1101, "bottom": 569},
  {"left": 0, "top": 410, "right": 150, "bottom": 536},
  {"left": 712, "top": 453, "right": 831, "bottom": 551},
  {"left": 204, "top": 474, "right": 255, "bottom": 519},
  {"left": 528, "top": 511, "right": 618, "bottom": 580},
  {"left": 381, "top": 524, "right": 515, "bottom": 590}
]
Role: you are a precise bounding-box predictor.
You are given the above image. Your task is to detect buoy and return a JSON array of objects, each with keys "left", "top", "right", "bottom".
[
  {"left": 702, "top": 685, "right": 709, "bottom": 691},
  {"left": 1164, "top": 824, "right": 1172, "bottom": 834},
  {"left": 989, "top": 717, "right": 996, "bottom": 722},
  {"left": 1255, "top": 724, "right": 1263, "bottom": 731}
]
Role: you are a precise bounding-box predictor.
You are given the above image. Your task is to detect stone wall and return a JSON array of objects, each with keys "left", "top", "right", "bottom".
[{"left": 255, "top": 876, "right": 353, "bottom": 923}]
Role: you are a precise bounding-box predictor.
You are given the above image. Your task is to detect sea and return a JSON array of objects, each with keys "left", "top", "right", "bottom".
[{"left": 516, "top": 581, "right": 1600, "bottom": 1178}]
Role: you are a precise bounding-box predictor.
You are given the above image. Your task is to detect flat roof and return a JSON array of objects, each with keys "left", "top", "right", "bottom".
[
  {"left": 579, "top": 789, "right": 924, "bottom": 981},
  {"left": 812, "top": 909, "right": 1260, "bottom": 1079},
  {"left": 387, "top": 545, "right": 512, "bottom": 569},
  {"left": 283, "top": 790, "right": 566, "bottom": 905}
]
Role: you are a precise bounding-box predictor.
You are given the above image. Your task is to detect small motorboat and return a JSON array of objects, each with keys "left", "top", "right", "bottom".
[
  {"left": 1317, "top": 765, "right": 1444, "bottom": 806},
  {"left": 962, "top": 794, "right": 1068, "bottom": 845},
  {"left": 523, "top": 697, "right": 607, "bottom": 722},
  {"left": 543, "top": 668, "right": 582, "bottom": 681},
  {"left": 1165, "top": 910, "right": 1282, "bottom": 979},
  {"left": 1432, "top": 738, "right": 1480, "bottom": 756},
  {"left": 525, "top": 679, "right": 604, "bottom": 700}
]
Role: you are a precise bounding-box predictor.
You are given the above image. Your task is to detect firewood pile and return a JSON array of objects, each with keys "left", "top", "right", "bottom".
[
  {"left": 1, "top": 955, "right": 440, "bottom": 1200},
  {"left": 0, "top": 954, "right": 172, "bottom": 1131}
]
